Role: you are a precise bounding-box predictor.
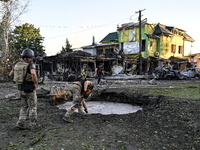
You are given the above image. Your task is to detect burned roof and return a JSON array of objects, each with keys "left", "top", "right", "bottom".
[
  {"left": 61, "top": 50, "right": 92, "bottom": 57},
  {"left": 117, "top": 21, "right": 195, "bottom": 43},
  {"left": 145, "top": 33, "right": 160, "bottom": 39},
  {"left": 166, "top": 26, "right": 185, "bottom": 33},
  {"left": 81, "top": 45, "right": 96, "bottom": 49},
  {"left": 82, "top": 43, "right": 119, "bottom": 50},
  {"left": 117, "top": 18, "right": 147, "bottom": 31},
  {"left": 44, "top": 50, "right": 93, "bottom": 62},
  {"left": 183, "top": 32, "right": 195, "bottom": 42},
  {"left": 153, "top": 23, "right": 173, "bottom": 36},
  {"left": 153, "top": 24, "right": 195, "bottom": 42}
]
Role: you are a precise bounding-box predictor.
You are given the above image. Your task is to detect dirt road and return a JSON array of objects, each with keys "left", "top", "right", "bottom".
[{"left": 0, "top": 79, "right": 200, "bottom": 150}]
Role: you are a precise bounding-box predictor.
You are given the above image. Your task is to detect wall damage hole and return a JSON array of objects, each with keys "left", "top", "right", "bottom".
[{"left": 57, "top": 101, "right": 142, "bottom": 115}]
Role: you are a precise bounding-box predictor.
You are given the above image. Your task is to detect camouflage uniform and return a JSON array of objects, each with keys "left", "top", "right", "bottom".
[
  {"left": 17, "top": 91, "right": 37, "bottom": 127},
  {"left": 64, "top": 83, "right": 84, "bottom": 117},
  {"left": 14, "top": 60, "right": 38, "bottom": 127}
]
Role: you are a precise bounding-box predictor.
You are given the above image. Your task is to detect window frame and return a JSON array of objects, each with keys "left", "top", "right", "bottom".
[
  {"left": 141, "top": 39, "right": 146, "bottom": 52},
  {"left": 150, "top": 41, "right": 154, "bottom": 51},
  {"left": 98, "top": 49, "right": 103, "bottom": 55},
  {"left": 105, "top": 48, "right": 114, "bottom": 55},
  {"left": 178, "top": 45, "right": 183, "bottom": 54},
  {"left": 171, "top": 44, "right": 176, "bottom": 53}
]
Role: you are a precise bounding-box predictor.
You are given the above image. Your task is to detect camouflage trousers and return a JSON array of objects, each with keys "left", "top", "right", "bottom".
[
  {"left": 64, "top": 84, "right": 84, "bottom": 117},
  {"left": 17, "top": 90, "right": 37, "bottom": 127}
]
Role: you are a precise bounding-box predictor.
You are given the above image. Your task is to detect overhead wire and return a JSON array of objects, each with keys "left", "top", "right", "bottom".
[
  {"left": 44, "top": 15, "right": 136, "bottom": 41},
  {"left": 71, "top": 14, "right": 139, "bottom": 48}
]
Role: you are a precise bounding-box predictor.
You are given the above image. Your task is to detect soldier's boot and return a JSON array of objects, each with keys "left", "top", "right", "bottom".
[
  {"left": 79, "top": 112, "right": 85, "bottom": 116},
  {"left": 15, "top": 123, "right": 26, "bottom": 130},
  {"left": 62, "top": 116, "right": 73, "bottom": 123}
]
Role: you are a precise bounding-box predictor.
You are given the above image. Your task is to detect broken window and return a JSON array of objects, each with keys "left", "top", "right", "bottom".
[
  {"left": 98, "top": 49, "right": 103, "bottom": 55},
  {"left": 85, "top": 62, "right": 95, "bottom": 72},
  {"left": 150, "top": 41, "right": 153, "bottom": 51},
  {"left": 178, "top": 46, "right": 183, "bottom": 54},
  {"left": 142, "top": 40, "right": 146, "bottom": 52},
  {"left": 171, "top": 44, "right": 176, "bottom": 53},
  {"left": 121, "top": 42, "right": 124, "bottom": 51},
  {"left": 106, "top": 48, "right": 113, "bottom": 55}
]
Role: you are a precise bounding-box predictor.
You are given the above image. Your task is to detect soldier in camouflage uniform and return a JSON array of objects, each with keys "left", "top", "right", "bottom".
[
  {"left": 9, "top": 49, "right": 39, "bottom": 130},
  {"left": 62, "top": 79, "right": 94, "bottom": 123}
]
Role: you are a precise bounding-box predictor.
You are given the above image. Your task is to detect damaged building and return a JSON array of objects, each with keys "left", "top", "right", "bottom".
[
  {"left": 81, "top": 33, "right": 138, "bottom": 75},
  {"left": 39, "top": 33, "right": 138, "bottom": 81},
  {"left": 41, "top": 48, "right": 137, "bottom": 81},
  {"left": 117, "top": 19, "right": 195, "bottom": 73},
  {"left": 32, "top": 20, "right": 196, "bottom": 82},
  {"left": 41, "top": 51, "right": 94, "bottom": 81}
]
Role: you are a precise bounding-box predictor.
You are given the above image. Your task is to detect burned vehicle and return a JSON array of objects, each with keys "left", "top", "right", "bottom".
[
  {"left": 180, "top": 67, "right": 200, "bottom": 79},
  {"left": 152, "top": 65, "right": 186, "bottom": 80}
]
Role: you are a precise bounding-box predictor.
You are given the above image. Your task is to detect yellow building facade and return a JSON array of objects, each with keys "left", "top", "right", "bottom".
[{"left": 118, "top": 23, "right": 194, "bottom": 60}]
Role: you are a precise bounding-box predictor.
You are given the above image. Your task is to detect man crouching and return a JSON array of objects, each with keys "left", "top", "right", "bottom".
[{"left": 62, "top": 79, "right": 94, "bottom": 123}]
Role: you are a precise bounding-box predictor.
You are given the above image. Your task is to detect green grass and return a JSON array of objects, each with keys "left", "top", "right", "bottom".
[{"left": 127, "top": 83, "right": 200, "bottom": 100}]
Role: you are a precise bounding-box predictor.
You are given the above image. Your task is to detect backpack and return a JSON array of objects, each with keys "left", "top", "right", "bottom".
[{"left": 14, "top": 61, "right": 29, "bottom": 84}]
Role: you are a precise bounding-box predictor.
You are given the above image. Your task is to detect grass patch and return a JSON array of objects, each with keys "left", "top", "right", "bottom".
[
  {"left": 127, "top": 83, "right": 200, "bottom": 100},
  {"left": 145, "top": 88, "right": 200, "bottom": 99},
  {"left": 187, "top": 85, "right": 198, "bottom": 88},
  {"left": 126, "top": 87, "right": 139, "bottom": 91}
]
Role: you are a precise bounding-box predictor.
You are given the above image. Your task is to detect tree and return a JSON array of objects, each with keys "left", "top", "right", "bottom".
[
  {"left": 59, "top": 38, "right": 72, "bottom": 54},
  {"left": 0, "top": 0, "right": 30, "bottom": 79},
  {"left": 12, "top": 23, "right": 45, "bottom": 57}
]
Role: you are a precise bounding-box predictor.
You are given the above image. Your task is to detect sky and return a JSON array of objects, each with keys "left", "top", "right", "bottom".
[{"left": 19, "top": 0, "right": 200, "bottom": 56}]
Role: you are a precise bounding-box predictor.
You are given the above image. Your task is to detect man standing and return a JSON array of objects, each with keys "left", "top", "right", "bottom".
[
  {"left": 62, "top": 79, "right": 94, "bottom": 123},
  {"left": 95, "top": 63, "right": 104, "bottom": 86},
  {"left": 9, "top": 49, "right": 39, "bottom": 130}
]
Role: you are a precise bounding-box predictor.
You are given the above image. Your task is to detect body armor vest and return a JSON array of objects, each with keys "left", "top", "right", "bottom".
[{"left": 14, "top": 61, "right": 32, "bottom": 84}]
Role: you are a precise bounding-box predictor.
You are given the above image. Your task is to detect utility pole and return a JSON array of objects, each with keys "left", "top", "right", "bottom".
[{"left": 136, "top": 9, "right": 145, "bottom": 75}]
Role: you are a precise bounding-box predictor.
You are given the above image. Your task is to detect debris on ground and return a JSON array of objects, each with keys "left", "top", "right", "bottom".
[{"left": 0, "top": 80, "right": 200, "bottom": 149}]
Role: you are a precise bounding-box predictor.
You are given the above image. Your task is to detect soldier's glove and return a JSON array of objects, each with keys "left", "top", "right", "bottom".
[{"left": 83, "top": 91, "right": 89, "bottom": 98}]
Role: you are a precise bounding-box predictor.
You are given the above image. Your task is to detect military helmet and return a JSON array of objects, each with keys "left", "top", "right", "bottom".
[
  {"left": 88, "top": 81, "right": 94, "bottom": 90},
  {"left": 22, "top": 49, "right": 34, "bottom": 58}
]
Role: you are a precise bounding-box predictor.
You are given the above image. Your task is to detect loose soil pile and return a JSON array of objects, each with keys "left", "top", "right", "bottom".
[{"left": 0, "top": 80, "right": 200, "bottom": 150}]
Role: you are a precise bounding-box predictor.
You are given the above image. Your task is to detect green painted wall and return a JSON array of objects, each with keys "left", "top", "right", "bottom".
[
  {"left": 118, "top": 31, "right": 121, "bottom": 49},
  {"left": 118, "top": 23, "right": 190, "bottom": 66},
  {"left": 119, "top": 24, "right": 160, "bottom": 58},
  {"left": 142, "top": 25, "right": 149, "bottom": 58},
  {"left": 147, "top": 38, "right": 158, "bottom": 57}
]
